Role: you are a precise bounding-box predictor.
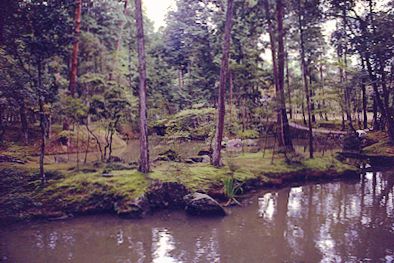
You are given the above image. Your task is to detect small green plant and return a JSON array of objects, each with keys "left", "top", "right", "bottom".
[
  {"left": 223, "top": 177, "right": 243, "bottom": 206},
  {"left": 236, "top": 129, "right": 259, "bottom": 139}
]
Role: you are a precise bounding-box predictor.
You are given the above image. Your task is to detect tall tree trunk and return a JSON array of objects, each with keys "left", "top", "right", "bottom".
[
  {"left": 298, "top": 0, "right": 313, "bottom": 158},
  {"left": 18, "top": 99, "right": 29, "bottom": 145},
  {"left": 285, "top": 45, "right": 292, "bottom": 119},
  {"left": 276, "top": 0, "right": 293, "bottom": 151},
  {"left": 37, "top": 61, "right": 46, "bottom": 184},
  {"left": 309, "top": 76, "right": 316, "bottom": 123},
  {"left": 212, "top": 0, "right": 234, "bottom": 167},
  {"left": 69, "top": 0, "right": 82, "bottom": 97},
  {"left": 229, "top": 69, "right": 233, "bottom": 123},
  {"left": 134, "top": 0, "right": 150, "bottom": 173},
  {"left": 361, "top": 74, "right": 368, "bottom": 129},
  {"left": 373, "top": 94, "right": 378, "bottom": 130}
]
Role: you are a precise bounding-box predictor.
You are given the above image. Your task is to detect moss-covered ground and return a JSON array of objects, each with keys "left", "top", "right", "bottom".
[
  {"left": 0, "top": 151, "right": 358, "bottom": 223},
  {"left": 363, "top": 131, "right": 394, "bottom": 157}
]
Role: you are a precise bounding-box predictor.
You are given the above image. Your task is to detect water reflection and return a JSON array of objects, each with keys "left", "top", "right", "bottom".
[{"left": 1, "top": 170, "right": 394, "bottom": 262}]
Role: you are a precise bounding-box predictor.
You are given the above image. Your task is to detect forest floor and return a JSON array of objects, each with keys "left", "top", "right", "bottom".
[{"left": 0, "top": 151, "right": 359, "bottom": 224}]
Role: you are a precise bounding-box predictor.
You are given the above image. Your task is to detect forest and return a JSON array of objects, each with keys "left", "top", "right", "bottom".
[{"left": 0, "top": 0, "right": 394, "bottom": 262}]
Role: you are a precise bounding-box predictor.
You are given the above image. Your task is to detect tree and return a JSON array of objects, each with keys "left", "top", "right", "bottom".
[
  {"left": 276, "top": 0, "right": 293, "bottom": 151},
  {"left": 69, "top": 0, "right": 82, "bottom": 97},
  {"left": 295, "top": 0, "right": 317, "bottom": 158},
  {"left": 134, "top": 0, "right": 150, "bottom": 173},
  {"left": 1, "top": 0, "right": 72, "bottom": 183},
  {"left": 212, "top": 0, "right": 234, "bottom": 167}
]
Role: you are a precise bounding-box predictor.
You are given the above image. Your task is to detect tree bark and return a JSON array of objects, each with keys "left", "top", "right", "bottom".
[
  {"left": 361, "top": 73, "right": 368, "bottom": 129},
  {"left": 37, "top": 60, "right": 46, "bottom": 184},
  {"left": 134, "top": 0, "right": 150, "bottom": 173},
  {"left": 212, "top": 0, "right": 234, "bottom": 167},
  {"left": 285, "top": 44, "right": 292, "bottom": 119},
  {"left": 18, "top": 99, "right": 29, "bottom": 145},
  {"left": 69, "top": 0, "right": 82, "bottom": 97},
  {"left": 276, "top": 0, "right": 293, "bottom": 151},
  {"left": 229, "top": 69, "right": 233, "bottom": 123},
  {"left": 298, "top": 0, "right": 313, "bottom": 158}
]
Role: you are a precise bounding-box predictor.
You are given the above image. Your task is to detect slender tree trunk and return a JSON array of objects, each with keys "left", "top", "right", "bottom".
[
  {"left": 18, "top": 99, "right": 29, "bottom": 145},
  {"left": 37, "top": 61, "right": 46, "bottom": 184},
  {"left": 309, "top": 76, "right": 316, "bottom": 123},
  {"left": 298, "top": 0, "right": 313, "bottom": 158},
  {"left": 361, "top": 74, "right": 368, "bottom": 129},
  {"left": 69, "top": 0, "right": 82, "bottom": 97},
  {"left": 212, "top": 0, "right": 234, "bottom": 167},
  {"left": 134, "top": 0, "right": 150, "bottom": 173},
  {"left": 229, "top": 69, "right": 233, "bottom": 123},
  {"left": 285, "top": 45, "right": 292, "bottom": 119},
  {"left": 76, "top": 123, "right": 79, "bottom": 171},
  {"left": 276, "top": 0, "right": 293, "bottom": 151},
  {"left": 372, "top": 94, "right": 378, "bottom": 130},
  {"left": 301, "top": 99, "right": 307, "bottom": 126}
]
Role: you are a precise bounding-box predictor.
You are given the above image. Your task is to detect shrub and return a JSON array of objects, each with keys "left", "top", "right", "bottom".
[{"left": 236, "top": 129, "right": 259, "bottom": 139}]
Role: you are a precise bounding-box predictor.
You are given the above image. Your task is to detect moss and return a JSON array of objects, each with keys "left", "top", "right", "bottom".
[
  {"left": 236, "top": 129, "right": 259, "bottom": 139},
  {"left": 149, "top": 162, "right": 230, "bottom": 191},
  {"left": 363, "top": 135, "right": 394, "bottom": 157},
  {"left": 0, "top": 150, "right": 358, "bottom": 222}
]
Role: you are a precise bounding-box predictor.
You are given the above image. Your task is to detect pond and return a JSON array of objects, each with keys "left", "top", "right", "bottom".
[{"left": 1, "top": 168, "right": 393, "bottom": 262}]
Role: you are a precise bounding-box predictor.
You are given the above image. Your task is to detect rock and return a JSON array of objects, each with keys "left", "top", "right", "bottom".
[
  {"left": 242, "top": 139, "right": 258, "bottom": 147},
  {"left": 201, "top": 155, "right": 210, "bottom": 163},
  {"left": 197, "top": 149, "right": 212, "bottom": 156},
  {"left": 155, "top": 149, "right": 180, "bottom": 162},
  {"left": 190, "top": 156, "right": 203, "bottom": 163},
  {"left": 146, "top": 182, "right": 190, "bottom": 209},
  {"left": 356, "top": 130, "right": 367, "bottom": 139},
  {"left": 184, "top": 192, "right": 226, "bottom": 216},
  {"left": 227, "top": 138, "right": 242, "bottom": 148},
  {"left": 184, "top": 158, "right": 195, "bottom": 164},
  {"left": 0, "top": 155, "right": 26, "bottom": 164},
  {"left": 114, "top": 197, "right": 148, "bottom": 218},
  {"left": 108, "top": 156, "right": 124, "bottom": 163}
]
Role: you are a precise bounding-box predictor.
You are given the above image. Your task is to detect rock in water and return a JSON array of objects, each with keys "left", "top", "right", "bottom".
[{"left": 184, "top": 193, "right": 226, "bottom": 216}]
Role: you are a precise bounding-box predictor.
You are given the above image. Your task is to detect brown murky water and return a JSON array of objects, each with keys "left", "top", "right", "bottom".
[{"left": 1, "top": 169, "right": 393, "bottom": 262}]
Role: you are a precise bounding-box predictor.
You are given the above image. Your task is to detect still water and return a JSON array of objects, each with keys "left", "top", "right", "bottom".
[{"left": 1, "top": 169, "right": 393, "bottom": 262}]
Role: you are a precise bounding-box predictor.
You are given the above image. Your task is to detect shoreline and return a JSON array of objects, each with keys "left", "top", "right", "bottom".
[{"left": 0, "top": 154, "right": 360, "bottom": 226}]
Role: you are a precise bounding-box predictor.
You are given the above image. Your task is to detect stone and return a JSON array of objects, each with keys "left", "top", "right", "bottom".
[
  {"left": 197, "top": 149, "right": 212, "bottom": 156},
  {"left": 146, "top": 182, "right": 190, "bottom": 209},
  {"left": 242, "top": 139, "right": 258, "bottom": 147},
  {"left": 114, "top": 197, "right": 148, "bottom": 218},
  {"left": 155, "top": 149, "right": 180, "bottom": 162},
  {"left": 108, "top": 156, "right": 123, "bottom": 163},
  {"left": 184, "top": 192, "right": 226, "bottom": 216},
  {"left": 201, "top": 155, "right": 210, "bottom": 163},
  {"left": 0, "top": 155, "right": 26, "bottom": 164},
  {"left": 190, "top": 156, "right": 203, "bottom": 163},
  {"left": 356, "top": 130, "right": 367, "bottom": 139},
  {"left": 227, "top": 138, "right": 242, "bottom": 148}
]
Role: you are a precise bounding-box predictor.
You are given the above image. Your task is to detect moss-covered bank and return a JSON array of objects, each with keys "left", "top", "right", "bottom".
[{"left": 0, "top": 152, "right": 358, "bottom": 224}]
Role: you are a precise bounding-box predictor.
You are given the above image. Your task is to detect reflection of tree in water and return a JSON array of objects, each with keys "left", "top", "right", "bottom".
[{"left": 2, "top": 170, "right": 394, "bottom": 262}]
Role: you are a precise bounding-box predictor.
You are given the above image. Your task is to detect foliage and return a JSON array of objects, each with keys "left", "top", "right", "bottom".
[{"left": 236, "top": 129, "right": 259, "bottom": 139}]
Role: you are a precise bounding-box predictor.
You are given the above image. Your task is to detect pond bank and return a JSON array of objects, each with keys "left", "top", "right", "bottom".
[{"left": 0, "top": 151, "right": 359, "bottom": 225}]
